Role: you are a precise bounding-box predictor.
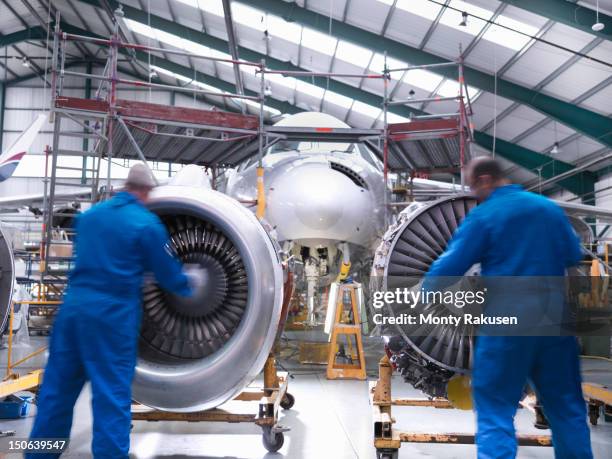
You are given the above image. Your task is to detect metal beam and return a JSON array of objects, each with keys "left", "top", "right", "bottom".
[
  {"left": 527, "top": 150, "right": 612, "bottom": 192},
  {"left": 474, "top": 131, "right": 595, "bottom": 196},
  {"left": 221, "top": 0, "right": 245, "bottom": 112},
  {"left": 0, "top": 26, "right": 46, "bottom": 48},
  {"left": 244, "top": 0, "right": 612, "bottom": 148},
  {"left": 498, "top": 0, "right": 612, "bottom": 41},
  {"left": 64, "top": 4, "right": 595, "bottom": 195},
  {"left": 82, "top": 61, "right": 92, "bottom": 184}
]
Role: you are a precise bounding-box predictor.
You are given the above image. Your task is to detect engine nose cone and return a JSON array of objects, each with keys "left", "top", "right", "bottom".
[{"left": 167, "top": 256, "right": 228, "bottom": 318}]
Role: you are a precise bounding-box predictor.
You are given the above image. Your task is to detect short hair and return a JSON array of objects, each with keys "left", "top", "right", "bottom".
[
  {"left": 125, "top": 182, "right": 153, "bottom": 193},
  {"left": 469, "top": 157, "right": 504, "bottom": 181}
]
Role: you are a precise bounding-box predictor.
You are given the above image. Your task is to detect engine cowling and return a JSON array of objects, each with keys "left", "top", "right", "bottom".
[
  {"left": 0, "top": 226, "right": 14, "bottom": 333},
  {"left": 133, "top": 185, "right": 284, "bottom": 412}
]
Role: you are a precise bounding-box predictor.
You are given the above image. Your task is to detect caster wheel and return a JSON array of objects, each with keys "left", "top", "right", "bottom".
[
  {"left": 376, "top": 448, "right": 398, "bottom": 459},
  {"left": 588, "top": 404, "right": 600, "bottom": 426},
  {"left": 280, "top": 392, "right": 295, "bottom": 410},
  {"left": 262, "top": 427, "right": 284, "bottom": 453}
]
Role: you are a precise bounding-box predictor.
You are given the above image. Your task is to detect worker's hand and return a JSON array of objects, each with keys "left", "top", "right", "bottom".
[{"left": 184, "top": 265, "right": 207, "bottom": 296}]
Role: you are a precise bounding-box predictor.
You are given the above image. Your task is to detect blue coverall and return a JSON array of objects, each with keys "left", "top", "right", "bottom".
[
  {"left": 425, "top": 184, "right": 592, "bottom": 459},
  {"left": 28, "top": 191, "right": 191, "bottom": 459}
]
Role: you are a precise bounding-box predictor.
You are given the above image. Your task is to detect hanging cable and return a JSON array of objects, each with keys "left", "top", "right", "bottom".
[
  {"left": 147, "top": 0, "right": 152, "bottom": 103},
  {"left": 492, "top": 39, "right": 498, "bottom": 158},
  {"left": 326, "top": 0, "right": 334, "bottom": 94}
]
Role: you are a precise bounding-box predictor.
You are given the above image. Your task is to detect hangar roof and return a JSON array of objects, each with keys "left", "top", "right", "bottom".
[{"left": 1, "top": 0, "right": 610, "bottom": 197}]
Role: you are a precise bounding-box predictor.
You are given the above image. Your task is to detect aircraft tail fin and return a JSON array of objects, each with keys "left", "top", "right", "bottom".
[{"left": 0, "top": 113, "right": 46, "bottom": 182}]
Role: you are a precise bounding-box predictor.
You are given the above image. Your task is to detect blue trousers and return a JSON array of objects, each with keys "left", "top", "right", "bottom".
[
  {"left": 473, "top": 336, "right": 592, "bottom": 459},
  {"left": 27, "top": 299, "right": 139, "bottom": 459}
]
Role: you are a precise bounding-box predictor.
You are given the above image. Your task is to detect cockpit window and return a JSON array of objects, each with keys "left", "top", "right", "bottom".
[{"left": 268, "top": 140, "right": 357, "bottom": 155}]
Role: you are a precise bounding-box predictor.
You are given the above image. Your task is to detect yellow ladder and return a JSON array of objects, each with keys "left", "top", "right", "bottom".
[{"left": 326, "top": 283, "right": 366, "bottom": 380}]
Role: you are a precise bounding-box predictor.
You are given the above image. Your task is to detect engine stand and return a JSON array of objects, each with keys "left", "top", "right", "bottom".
[
  {"left": 370, "top": 356, "right": 551, "bottom": 459},
  {"left": 582, "top": 382, "right": 612, "bottom": 425},
  {"left": 131, "top": 354, "right": 294, "bottom": 453}
]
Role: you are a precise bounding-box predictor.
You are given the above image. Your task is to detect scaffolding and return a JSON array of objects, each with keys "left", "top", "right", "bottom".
[
  {"left": 42, "top": 10, "right": 269, "bottom": 288},
  {"left": 41, "top": 9, "right": 473, "bottom": 288},
  {"left": 380, "top": 58, "right": 474, "bottom": 193}
]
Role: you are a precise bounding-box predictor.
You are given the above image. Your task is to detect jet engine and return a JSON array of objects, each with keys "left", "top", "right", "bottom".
[
  {"left": 376, "top": 195, "right": 477, "bottom": 397},
  {"left": 134, "top": 182, "right": 285, "bottom": 412},
  {"left": 376, "top": 194, "right": 593, "bottom": 399},
  {"left": 0, "top": 225, "right": 15, "bottom": 333}
]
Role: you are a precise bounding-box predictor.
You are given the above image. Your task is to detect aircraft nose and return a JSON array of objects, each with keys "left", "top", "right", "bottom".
[
  {"left": 295, "top": 175, "right": 343, "bottom": 230},
  {"left": 266, "top": 162, "right": 372, "bottom": 241}
]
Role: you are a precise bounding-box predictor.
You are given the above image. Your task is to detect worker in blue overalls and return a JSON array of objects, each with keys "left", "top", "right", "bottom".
[
  {"left": 425, "top": 157, "right": 592, "bottom": 459},
  {"left": 27, "top": 164, "right": 195, "bottom": 458}
]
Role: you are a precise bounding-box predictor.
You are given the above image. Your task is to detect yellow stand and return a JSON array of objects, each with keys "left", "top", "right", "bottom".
[
  {"left": 326, "top": 283, "right": 366, "bottom": 380},
  {"left": 1, "top": 300, "right": 51, "bottom": 397}
]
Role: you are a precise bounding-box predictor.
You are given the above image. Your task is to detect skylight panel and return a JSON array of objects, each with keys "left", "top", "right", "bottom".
[
  {"left": 403, "top": 69, "right": 444, "bottom": 93},
  {"left": 266, "top": 15, "right": 302, "bottom": 44},
  {"left": 231, "top": 2, "right": 267, "bottom": 32},
  {"left": 394, "top": 0, "right": 442, "bottom": 21},
  {"left": 124, "top": 19, "right": 153, "bottom": 38},
  {"left": 369, "top": 53, "right": 408, "bottom": 78},
  {"left": 178, "top": 37, "right": 212, "bottom": 57},
  {"left": 152, "top": 65, "right": 217, "bottom": 91},
  {"left": 335, "top": 41, "right": 373, "bottom": 69},
  {"left": 151, "top": 65, "right": 280, "bottom": 116},
  {"left": 295, "top": 80, "right": 325, "bottom": 99},
  {"left": 266, "top": 73, "right": 295, "bottom": 90},
  {"left": 176, "top": 0, "right": 223, "bottom": 16},
  {"left": 352, "top": 101, "right": 382, "bottom": 118},
  {"left": 439, "top": 0, "right": 490, "bottom": 36},
  {"left": 387, "top": 0, "right": 538, "bottom": 52},
  {"left": 125, "top": 19, "right": 235, "bottom": 63},
  {"left": 323, "top": 90, "right": 353, "bottom": 109},
  {"left": 437, "top": 79, "right": 460, "bottom": 97},
  {"left": 301, "top": 28, "right": 338, "bottom": 56},
  {"left": 154, "top": 28, "right": 188, "bottom": 50},
  {"left": 437, "top": 79, "right": 478, "bottom": 99},
  {"left": 482, "top": 15, "right": 538, "bottom": 50}
]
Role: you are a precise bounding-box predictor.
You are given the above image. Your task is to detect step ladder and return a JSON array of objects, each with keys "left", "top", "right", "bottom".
[{"left": 326, "top": 282, "right": 367, "bottom": 380}]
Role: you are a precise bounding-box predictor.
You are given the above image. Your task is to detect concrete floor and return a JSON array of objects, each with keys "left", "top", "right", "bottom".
[{"left": 1, "top": 336, "right": 611, "bottom": 458}]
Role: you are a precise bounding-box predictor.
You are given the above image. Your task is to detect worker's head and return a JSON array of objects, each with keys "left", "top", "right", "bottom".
[
  {"left": 125, "top": 163, "right": 156, "bottom": 203},
  {"left": 466, "top": 156, "right": 509, "bottom": 202}
]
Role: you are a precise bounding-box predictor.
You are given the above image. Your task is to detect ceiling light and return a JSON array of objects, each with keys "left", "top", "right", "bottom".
[
  {"left": 21, "top": 57, "right": 30, "bottom": 68},
  {"left": 593, "top": 0, "right": 605, "bottom": 31},
  {"left": 408, "top": 89, "right": 415, "bottom": 99},
  {"left": 149, "top": 69, "right": 158, "bottom": 79},
  {"left": 459, "top": 11, "right": 468, "bottom": 27},
  {"left": 550, "top": 142, "right": 560, "bottom": 155}
]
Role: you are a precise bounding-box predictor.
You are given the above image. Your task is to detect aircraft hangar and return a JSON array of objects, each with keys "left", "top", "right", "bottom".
[{"left": 0, "top": 1, "right": 611, "bottom": 458}]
